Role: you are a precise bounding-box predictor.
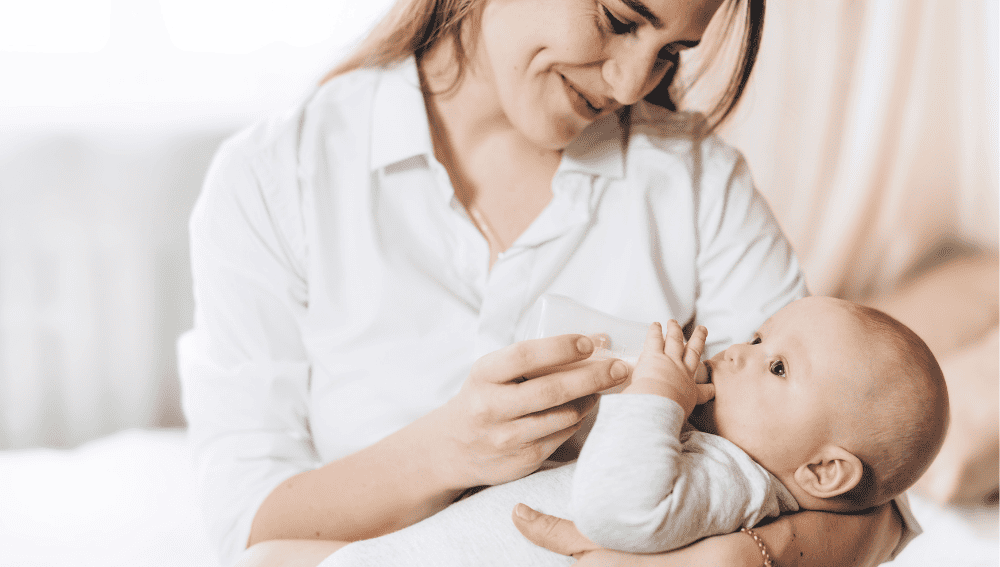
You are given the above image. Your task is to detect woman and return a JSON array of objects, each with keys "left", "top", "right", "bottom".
[{"left": 180, "top": 0, "right": 906, "bottom": 565}]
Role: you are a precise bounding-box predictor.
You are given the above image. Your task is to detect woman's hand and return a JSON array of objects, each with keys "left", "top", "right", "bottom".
[
  {"left": 512, "top": 503, "right": 904, "bottom": 567},
  {"left": 512, "top": 504, "right": 747, "bottom": 566},
  {"left": 249, "top": 334, "right": 627, "bottom": 546},
  {"left": 431, "top": 334, "right": 630, "bottom": 489}
]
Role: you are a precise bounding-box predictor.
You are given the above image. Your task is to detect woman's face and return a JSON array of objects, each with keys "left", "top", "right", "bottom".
[{"left": 475, "top": 0, "right": 725, "bottom": 149}]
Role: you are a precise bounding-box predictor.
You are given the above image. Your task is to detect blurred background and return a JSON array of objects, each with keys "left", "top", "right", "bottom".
[
  {"left": 0, "top": 0, "right": 393, "bottom": 449},
  {"left": 0, "top": 0, "right": 996, "bottom": 564},
  {"left": 1, "top": 0, "right": 997, "bottom": 483},
  {"left": 5, "top": 0, "right": 993, "bottom": 450}
]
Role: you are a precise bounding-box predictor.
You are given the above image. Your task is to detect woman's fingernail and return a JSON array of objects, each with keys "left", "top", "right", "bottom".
[
  {"left": 611, "top": 360, "right": 629, "bottom": 381},
  {"left": 515, "top": 503, "right": 539, "bottom": 520},
  {"left": 576, "top": 336, "right": 594, "bottom": 355}
]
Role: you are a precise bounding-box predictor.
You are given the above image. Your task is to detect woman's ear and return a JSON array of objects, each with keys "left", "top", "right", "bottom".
[{"left": 792, "top": 446, "right": 864, "bottom": 500}]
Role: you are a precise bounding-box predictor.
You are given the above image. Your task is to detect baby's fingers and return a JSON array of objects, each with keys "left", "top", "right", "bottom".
[
  {"left": 663, "top": 319, "right": 685, "bottom": 357},
  {"left": 642, "top": 322, "right": 665, "bottom": 355},
  {"left": 683, "top": 325, "right": 707, "bottom": 371},
  {"left": 696, "top": 383, "right": 715, "bottom": 405}
]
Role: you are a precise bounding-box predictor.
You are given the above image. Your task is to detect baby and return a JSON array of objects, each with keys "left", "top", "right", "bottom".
[{"left": 323, "top": 296, "right": 948, "bottom": 566}]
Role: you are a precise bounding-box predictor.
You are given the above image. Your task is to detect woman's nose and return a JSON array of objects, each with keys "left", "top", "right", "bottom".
[{"left": 603, "top": 47, "right": 659, "bottom": 106}]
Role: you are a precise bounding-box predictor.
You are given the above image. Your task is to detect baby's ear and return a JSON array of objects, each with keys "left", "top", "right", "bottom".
[{"left": 792, "top": 446, "right": 864, "bottom": 500}]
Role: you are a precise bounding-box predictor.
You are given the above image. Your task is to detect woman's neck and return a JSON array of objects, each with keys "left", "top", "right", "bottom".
[
  {"left": 418, "top": 40, "right": 560, "bottom": 267},
  {"left": 419, "top": 39, "right": 524, "bottom": 157}
]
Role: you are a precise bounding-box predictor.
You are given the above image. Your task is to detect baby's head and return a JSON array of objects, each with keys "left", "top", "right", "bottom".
[{"left": 690, "top": 296, "right": 949, "bottom": 511}]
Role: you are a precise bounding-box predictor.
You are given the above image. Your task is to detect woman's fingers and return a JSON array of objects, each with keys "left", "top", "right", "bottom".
[
  {"left": 472, "top": 334, "right": 595, "bottom": 385},
  {"left": 442, "top": 338, "right": 625, "bottom": 487},
  {"left": 513, "top": 359, "right": 628, "bottom": 416},
  {"left": 512, "top": 504, "right": 601, "bottom": 557},
  {"left": 515, "top": 394, "right": 599, "bottom": 442}
]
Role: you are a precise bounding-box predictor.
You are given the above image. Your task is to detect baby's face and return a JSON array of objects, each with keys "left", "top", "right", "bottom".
[{"left": 690, "top": 297, "right": 877, "bottom": 476}]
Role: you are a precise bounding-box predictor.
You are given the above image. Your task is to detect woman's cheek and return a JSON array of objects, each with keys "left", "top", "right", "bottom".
[{"left": 561, "top": 14, "right": 607, "bottom": 62}]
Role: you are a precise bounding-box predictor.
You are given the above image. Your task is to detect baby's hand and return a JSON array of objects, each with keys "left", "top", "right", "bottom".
[{"left": 623, "top": 321, "right": 714, "bottom": 419}]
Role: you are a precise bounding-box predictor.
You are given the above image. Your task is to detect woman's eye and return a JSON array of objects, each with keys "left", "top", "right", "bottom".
[
  {"left": 602, "top": 6, "right": 635, "bottom": 34},
  {"left": 750, "top": 336, "right": 762, "bottom": 345},
  {"left": 770, "top": 360, "right": 785, "bottom": 377}
]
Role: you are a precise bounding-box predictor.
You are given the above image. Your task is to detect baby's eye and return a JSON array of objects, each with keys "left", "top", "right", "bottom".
[
  {"left": 769, "top": 360, "right": 785, "bottom": 377},
  {"left": 750, "top": 336, "right": 762, "bottom": 345}
]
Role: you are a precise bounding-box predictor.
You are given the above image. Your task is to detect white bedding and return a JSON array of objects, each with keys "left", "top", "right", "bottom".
[{"left": 0, "top": 429, "right": 995, "bottom": 567}]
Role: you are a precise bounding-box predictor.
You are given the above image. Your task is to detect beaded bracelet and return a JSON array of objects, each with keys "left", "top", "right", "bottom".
[{"left": 740, "top": 526, "right": 775, "bottom": 567}]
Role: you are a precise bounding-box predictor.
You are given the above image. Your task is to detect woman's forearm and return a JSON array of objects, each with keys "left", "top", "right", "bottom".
[
  {"left": 624, "top": 503, "right": 901, "bottom": 567},
  {"left": 248, "top": 408, "right": 463, "bottom": 546},
  {"left": 248, "top": 336, "right": 622, "bottom": 547},
  {"left": 752, "top": 504, "right": 902, "bottom": 567}
]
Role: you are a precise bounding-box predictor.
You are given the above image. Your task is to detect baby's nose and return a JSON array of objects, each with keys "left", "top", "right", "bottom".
[{"left": 725, "top": 344, "right": 747, "bottom": 368}]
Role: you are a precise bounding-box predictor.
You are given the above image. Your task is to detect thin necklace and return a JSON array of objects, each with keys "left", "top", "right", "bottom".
[{"left": 466, "top": 202, "right": 507, "bottom": 255}]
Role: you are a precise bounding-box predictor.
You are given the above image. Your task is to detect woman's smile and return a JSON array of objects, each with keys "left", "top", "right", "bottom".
[{"left": 559, "top": 73, "right": 604, "bottom": 120}]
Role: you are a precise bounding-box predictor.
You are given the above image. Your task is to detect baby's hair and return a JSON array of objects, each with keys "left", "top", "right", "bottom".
[{"left": 836, "top": 304, "right": 949, "bottom": 509}]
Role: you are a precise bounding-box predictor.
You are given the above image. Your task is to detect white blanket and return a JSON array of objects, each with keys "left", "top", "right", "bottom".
[
  {"left": 0, "top": 429, "right": 995, "bottom": 567},
  {"left": 0, "top": 429, "right": 216, "bottom": 567}
]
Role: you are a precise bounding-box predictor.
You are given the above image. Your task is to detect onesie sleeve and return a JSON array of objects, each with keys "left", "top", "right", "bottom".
[
  {"left": 570, "top": 394, "right": 796, "bottom": 553},
  {"left": 177, "top": 118, "right": 315, "bottom": 565}
]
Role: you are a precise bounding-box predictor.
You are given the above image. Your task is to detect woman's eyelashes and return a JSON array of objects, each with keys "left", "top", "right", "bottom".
[
  {"left": 599, "top": 4, "right": 683, "bottom": 64},
  {"left": 602, "top": 5, "right": 636, "bottom": 34},
  {"left": 750, "top": 335, "right": 762, "bottom": 345}
]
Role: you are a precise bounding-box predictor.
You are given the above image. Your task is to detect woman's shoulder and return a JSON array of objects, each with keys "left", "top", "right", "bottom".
[
  {"left": 217, "top": 66, "right": 383, "bottom": 167},
  {"left": 622, "top": 102, "right": 745, "bottom": 191},
  {"left": 207, "top": 66, "right": 389, "bottom": 200},
  {"left": 626, "top": 102, "right": 741, "bottom": 164}
]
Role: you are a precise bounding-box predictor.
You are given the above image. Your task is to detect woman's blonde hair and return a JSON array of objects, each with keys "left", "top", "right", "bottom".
[{"left": 325, "top": 0, "right": 764, "bottom": 134}]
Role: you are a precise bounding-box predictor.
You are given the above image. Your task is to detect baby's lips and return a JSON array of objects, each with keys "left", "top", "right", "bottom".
[{"left": 694, "top": 361, "right": 710, "bottom": 384}]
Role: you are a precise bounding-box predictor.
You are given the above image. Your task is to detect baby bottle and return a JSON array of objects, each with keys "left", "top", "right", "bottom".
[{"left": 518, "top": 294, "right": 708, "bottom": 393}]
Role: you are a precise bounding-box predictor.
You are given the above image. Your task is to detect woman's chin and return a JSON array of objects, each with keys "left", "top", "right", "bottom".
[{"left": 517, "top": 114, "right": 589, "bottom": 151}]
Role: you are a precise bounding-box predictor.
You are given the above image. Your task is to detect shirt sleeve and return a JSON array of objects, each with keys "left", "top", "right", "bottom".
[
  {"left": 570, "top": 395, "right": 792, "bottom": 553},
  {"left": 177, "top": 120, "right": 315, "bottom": 565},
  {"left": 693, "top": 133, "right": 809, "bottom": 353}
]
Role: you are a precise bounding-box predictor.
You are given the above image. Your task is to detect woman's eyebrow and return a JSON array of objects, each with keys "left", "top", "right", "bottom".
[
  {"left": 621, "top": 0, "right": 663, "bottom": 28},
  {"left": 619, "top": 0, "right": 703, "bottom": 49}
]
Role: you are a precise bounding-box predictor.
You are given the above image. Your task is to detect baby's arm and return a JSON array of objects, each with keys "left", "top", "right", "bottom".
[{"left": 570, "top": 322, "right": 787, "bottom": 553}]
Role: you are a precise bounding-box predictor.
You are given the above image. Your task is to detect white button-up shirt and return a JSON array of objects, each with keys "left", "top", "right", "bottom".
[{"left": 179, "top": 58, "right": 813, "bottom": 563}]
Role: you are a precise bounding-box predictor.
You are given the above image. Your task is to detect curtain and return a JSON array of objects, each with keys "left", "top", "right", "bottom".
[{"left": 703, "top": 0, "right": 998, "bottom": 300}]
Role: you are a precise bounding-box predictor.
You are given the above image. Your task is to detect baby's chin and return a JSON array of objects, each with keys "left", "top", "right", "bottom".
[{"left": 688, "top": 401, "right": 718, "bottom": 435}]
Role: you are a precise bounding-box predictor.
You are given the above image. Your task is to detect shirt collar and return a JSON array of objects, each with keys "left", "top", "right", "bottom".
[
  {"left": 370, "top": 57, "right": 435, "bottom": 171},
  {"left": 557, "top": 111, "right": 626, "bottom": 180},
  {"left": 370, "top": 56, "right": 626, "bottom": 180}
]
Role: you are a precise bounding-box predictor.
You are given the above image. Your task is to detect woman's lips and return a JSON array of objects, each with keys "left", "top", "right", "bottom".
[{"left": 560, "top": 74, "right": 601, "bottom": 119}]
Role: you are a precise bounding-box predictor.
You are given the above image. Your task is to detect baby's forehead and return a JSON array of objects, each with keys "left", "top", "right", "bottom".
[
  {"left": 771, "top": 299, "right": 889, "bottom": 370},
  {"left": 768, "top": 297, "right": 865, "bottom": 334}
]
